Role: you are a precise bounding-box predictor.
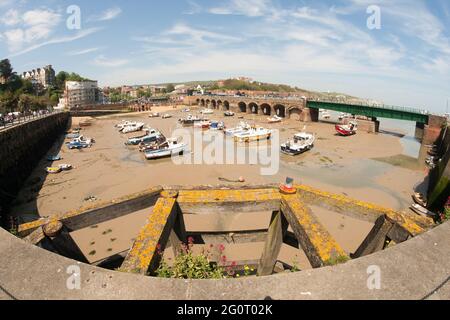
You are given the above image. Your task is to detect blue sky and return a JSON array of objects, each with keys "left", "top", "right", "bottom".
[{"left": 0, "top": 0, "right": 449, "bottom": 113}]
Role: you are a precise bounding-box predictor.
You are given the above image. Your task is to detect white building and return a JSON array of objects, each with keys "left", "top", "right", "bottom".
[
  {"left": 64, "top": 81, "right": 100, "bottom": 109},
  {"left": 21, "top": 65, "right": 56, "bottom": 88}
]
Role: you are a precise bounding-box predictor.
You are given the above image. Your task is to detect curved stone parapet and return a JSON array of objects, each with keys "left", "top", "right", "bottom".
[{"left": 1, "top": 221, "right": 449, "bottom": 300}]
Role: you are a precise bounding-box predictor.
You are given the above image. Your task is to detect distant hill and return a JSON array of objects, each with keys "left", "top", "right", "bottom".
[{"left": 131, "top": 78, "right": 377, "bottom": 104}]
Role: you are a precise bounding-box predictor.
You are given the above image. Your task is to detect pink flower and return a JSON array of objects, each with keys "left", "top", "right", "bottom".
[
  {"left": 221, "top": 255, "right": 227, "bottom": 262},
  {"left": 217, "top": 244, "right": 225, "bottom": 252},
  {"left": 188, "top": 237, "right": 194, "bottom": 244}
]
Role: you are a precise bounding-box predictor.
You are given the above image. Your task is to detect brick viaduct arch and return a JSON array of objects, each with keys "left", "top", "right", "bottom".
[{"left": 249, "top": 102, "right": 259, "bottom": 114}]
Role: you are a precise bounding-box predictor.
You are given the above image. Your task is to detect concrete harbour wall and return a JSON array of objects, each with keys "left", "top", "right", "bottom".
[{"left": 0, "top": 112, "right": 70, "bottom": 226}]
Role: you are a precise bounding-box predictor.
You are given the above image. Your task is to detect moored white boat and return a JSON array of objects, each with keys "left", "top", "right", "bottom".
[
  {"left": 144, "top": 139, "right": 187, "bottom": 160},
  {"left": 201, "top": 108, "right": 214, "bottom": 115},
  {"left": 268, "top": 115, "right": 282, "bottom": 123},
  {"left": 281, "top": 132, "right": 315, "bottom": 155},
  {"left": 224, "top": 121, "right": 250, "bottom": 136},
  {"left": 126, "top": 128, "right": 161, "bottom": 145},
  {"left": 115, "top": 121, "right": 136, "bottom": 130},
  {"left": 224, "top": 111, "right": 235, "bottom": 117},
  {"left": 234, "top": 127, "right": 272, "bottom": 142},
  {"left": 410, "top": 203, "right": 437, "bottom": 218},
  {"left": 179, "top": 115, "right": 203, "bottom": 126},
  {"left": 121, "top": 122, "right": 145, "bottom": 134},
  {"left": 335, "top": 121, "right": 357, "bottom": 136}
]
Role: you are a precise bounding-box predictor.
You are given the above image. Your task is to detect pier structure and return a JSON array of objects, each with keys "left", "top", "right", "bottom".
[
  {"left": 2, "top": 184, "right": 448, "bottom": 299},
  {"left": 17, "top": 184, "right": 433, "bottom": 277}
]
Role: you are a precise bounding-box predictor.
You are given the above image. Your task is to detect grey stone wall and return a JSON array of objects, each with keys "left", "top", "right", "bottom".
[{"left": 0, "top": 112, "right": 70, "bottom": 226}]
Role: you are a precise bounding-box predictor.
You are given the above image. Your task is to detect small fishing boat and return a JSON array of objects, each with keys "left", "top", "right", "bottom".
[
  {"left": 46, "top": 167, "right": 62, "bottom": 174},
  {"left": 116, "top": 121, "right": 136, "bottom": 130},
  {"left": 335, "top": 121, "right": 357, "bottom": 136},
  {"left": 149, "top": 112, "right": 160, "bottom": 118},
  {"left": 47, "top": 154, "right": 62, "bottom": 161},
  {"left": 194, "top": 120, "right": 211, "bottom": 129},
  {"left": 162, "top": 114, "right": 172, "bottom": 119},
  {"left": 210, "top": 121, "right": 225, "bottom": 130},
  {"left": 281, "top": 132, "right": 315, "bottom": 155},
  {"left": 224, "top": 121, "right": 250, "bottom": 136},
  {"left": 412, "top": 192, "right": 427, "bottom": 207},
  {"left": 125, "top": 129, "right": 162, "bottom": 145},
  {"left": 58, "top": 164, "right": 72, "bottom": 171},
  {"left": 121, "top": 122, "right": 145, "bottom": 134},
  {"left": 144, "top": 139, "right": 187, "bottom": 160},
  {"left": 234, "top": 127, "right": 272, "bottom": 143},
  {"left": 224, "top": 111, "right": 235, "bottom": 117},
  {"left": 66, "top": 133, "right": 80, "bottom": 139},
  {"left": 182, "top": 108, "right": 190, "bottom": 113},
  {"left": 67, "top": 135, "right": 94, "bottom": 149},
  {"left": 201, "top": 108, "right": 214, "bottom": 115},
  {"left": 410, "top": 203, "right": 437, "bottom": 218},
  {"left": 178, "top": 115, "right": 203, "bottom": 126},
  {"left": 268, "top": 115, "right": 282, "bottom": 123},
  {"left": 114, "top": 120, "right": 142, "bottom": 131}
]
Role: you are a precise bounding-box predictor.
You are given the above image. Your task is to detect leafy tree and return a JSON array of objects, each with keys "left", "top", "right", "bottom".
[
  {"left": 165, "top": 83, "right": 175, "bottom": 93},
  {"left": 0, "top": 59, "right": 14, "bottom": 82}
]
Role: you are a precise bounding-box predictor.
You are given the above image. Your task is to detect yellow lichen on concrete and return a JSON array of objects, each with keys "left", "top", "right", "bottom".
[
  {"left": 120, "top": 198, "right": 176, "bottom": 274},
  {"left": 18, "top": 186, "right": 163, "bottom": 236},
  {"left": 282, "top": 195, "right": 348, "bottom": 265},
  {"left": 296, "top": 184, "right": 433, "bottom": 236},
  {"left": 177, "top": 188, "right": 281, "bottom": 204}
]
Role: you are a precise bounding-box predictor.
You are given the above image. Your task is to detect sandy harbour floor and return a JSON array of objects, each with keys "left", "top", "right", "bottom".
[{"left": 11, "top": 105, "right": 428, "bottom": 269}]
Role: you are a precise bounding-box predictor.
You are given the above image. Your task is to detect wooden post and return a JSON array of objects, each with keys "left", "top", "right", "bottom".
[
  {"left": 120, "top": 198, "right": 179, "bottom": 275},
  {"left": 43, "top": 221, "right": 88, "bottom": 263},
  {"left": 257, "top": 211, "right": 288, "bottom": 276},
  {"left": 352, "top": 215, "right": 394, "bottom": 258},
  {"left": 281, "top": 195, "right": 348, "bottom": 268}
]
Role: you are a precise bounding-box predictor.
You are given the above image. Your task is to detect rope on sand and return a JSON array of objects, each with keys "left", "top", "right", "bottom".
[{"left": 218, "top": 177, "right": 246, "bottom": 183}]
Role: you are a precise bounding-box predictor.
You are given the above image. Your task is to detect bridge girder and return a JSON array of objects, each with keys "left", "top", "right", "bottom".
[{"left": 307, "top": 101, "right": 428, "bottom": 124}]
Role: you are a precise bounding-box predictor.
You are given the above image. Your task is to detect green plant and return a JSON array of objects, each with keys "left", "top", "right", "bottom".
[
  {"left": 155, "top": 239, "right": 233, "bottom": 279},
  {"left": 243, "top": 265, "right": 255, "bottom": 276},
  {"left": 290, "top": 261, "right": 300, "bottom": 272},
  {"left": 324, "top": 255, "right": 350, "bottom": 266},
  {"left": 9, "top": 227, "right": 18, "bottom": 236}
]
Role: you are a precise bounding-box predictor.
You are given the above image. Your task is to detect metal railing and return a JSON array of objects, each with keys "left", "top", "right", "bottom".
[{"left": 0, "top": 110, "right": 63, "bottom": 131}]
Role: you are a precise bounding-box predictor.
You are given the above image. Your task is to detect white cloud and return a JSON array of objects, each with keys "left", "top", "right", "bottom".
[
  {"left": 0, "top": 0, "right": 13, "bottom": 7},
  {"left": 2, "top": 8, "right": 62, "bottom": 52},
  {"left": 92, "top": 7, "right": 122, "bottom": 22},
  {"left": 93, "top": 55, "right": 129, "bottom": 67},
  {"left": 166, "top": 23, "right": 241, "bottom": 42},
  {"left": 7, "top": 27, "right": 102, "bottom": 58},
  {"left": 1, "top": 9, "right": 21, "bottom": 26},
  {"left": 184, "top": 0, "right": 202, "bottom": 15},
  {"left": 210, "top": 0, "right": 271, "bottom": 17},
  {"left": 68, "top": 47, "right": 101, "bottom": 56}
]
